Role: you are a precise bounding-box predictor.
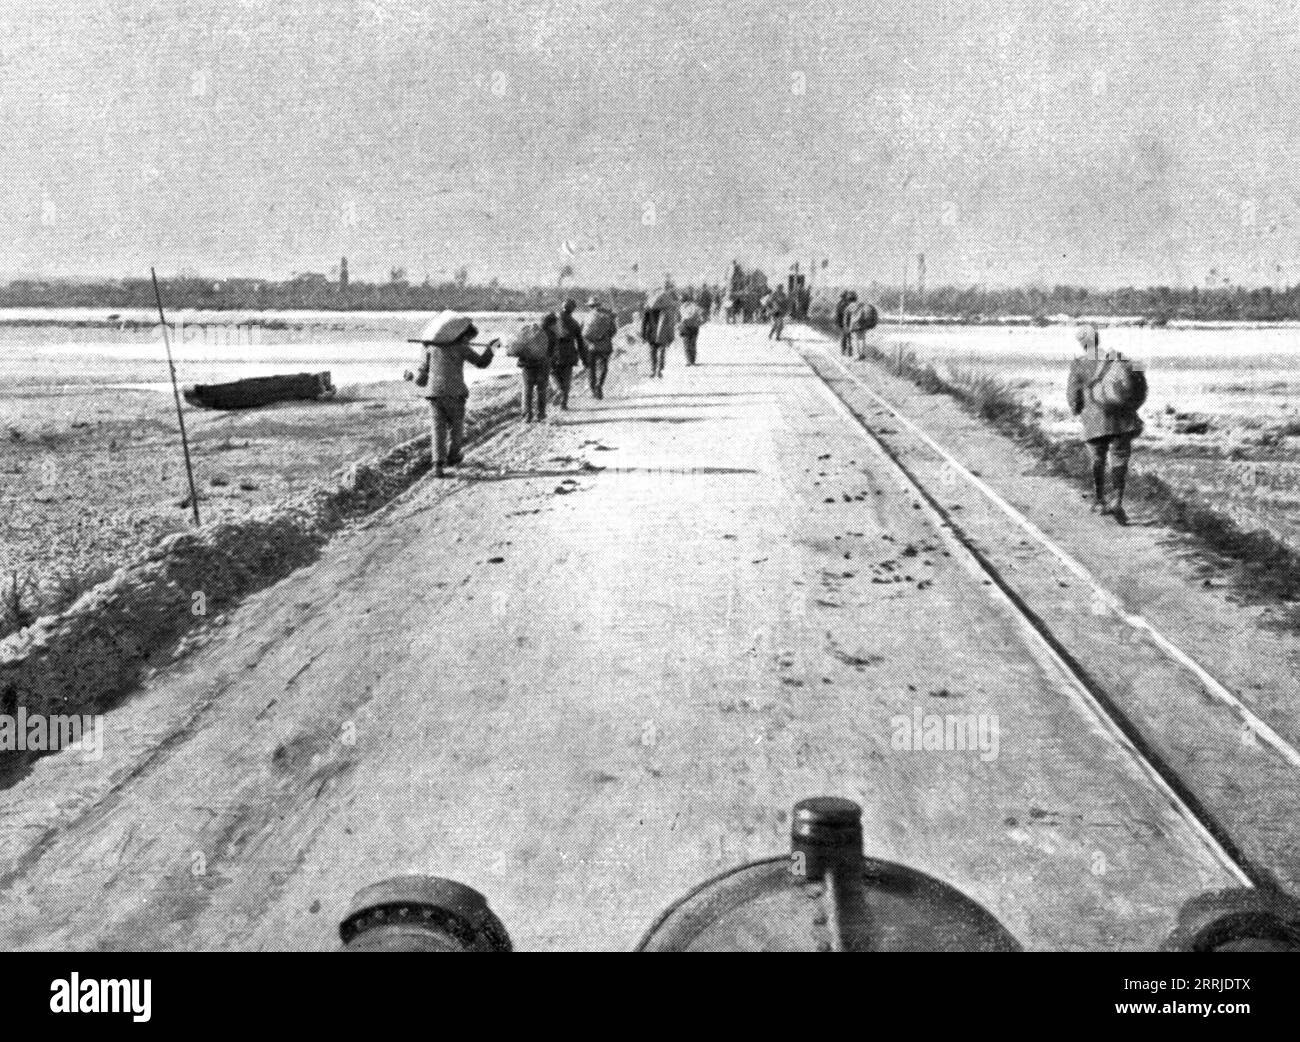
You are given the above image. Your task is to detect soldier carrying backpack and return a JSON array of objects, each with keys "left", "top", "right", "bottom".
[
  {"left": 551, "top": 298, "right": 587, "bottom": 410},
  {"left": 679, "top": 293, "right": 705, "bottom": 365},
  {"left": 1066, "top": 323, "right": 1148, "bottom": 524},
  {"left": 584, "top": 297, "right": 618, "bottom": 398},
  {"left": 641, "top": 281, "right": 679, "bottom": 379},
  {"left": 506, "top": 317, "right": 554, "bottom": 422},
  {"left": 851, "top": 299, "right": 878, "bottom": 359},
  {"left": 835, "top": 291, "right": 857, "bottom": 356}
]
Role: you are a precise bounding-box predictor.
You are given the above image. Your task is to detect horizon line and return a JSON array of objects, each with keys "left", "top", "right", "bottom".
[{"left": 2, "top": 273, "right": 1299, "bottom": 296}]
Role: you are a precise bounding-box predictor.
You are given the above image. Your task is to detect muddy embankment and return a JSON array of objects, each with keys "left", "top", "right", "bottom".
[
  {"left": 0, "top": 381, "right": 522, "bottom": 772},
  {"left": 0, "top": 316, "right": 643, "bottom": 776}
]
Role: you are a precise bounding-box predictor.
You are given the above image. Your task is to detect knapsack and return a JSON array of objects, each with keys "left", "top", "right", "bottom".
[
  {"left": 505, "top": 322, "right": 550, "bottom": 363},
  {"left": 853, "top": 302, "right": 878, "bottom": 332},
  {"left": 1088, "top": 354, "right": 1140, "bottom": 410},
  {"left": 584, "top": 309, "right": 616, "bottom": 343}
]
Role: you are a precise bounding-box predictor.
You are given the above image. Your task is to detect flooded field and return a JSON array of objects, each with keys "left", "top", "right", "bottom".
[
  {"left": 0, "top": 310, "right": 539, "bottom": 630},
  {"left": 884, "top": 323, "right": 1300, "bottom": 550},
  {"left": 0, "top": 308, "right": 541, "bottom": 392},
  {"left": 6, "top": 311, "right": 1298, "bottom": 632}
]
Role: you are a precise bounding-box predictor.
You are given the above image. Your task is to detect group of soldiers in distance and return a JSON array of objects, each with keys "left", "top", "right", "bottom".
[{"left": 408, "top": 272, "right": 882, "bottom": 477}]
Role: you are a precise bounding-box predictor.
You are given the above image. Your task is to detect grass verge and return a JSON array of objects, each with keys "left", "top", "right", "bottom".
[{"left": 813, "top": 323, "right": 1300, "bottom": 618}]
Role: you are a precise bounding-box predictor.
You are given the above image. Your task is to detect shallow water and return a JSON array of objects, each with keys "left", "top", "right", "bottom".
[
  {"left": 6, "top": 313, "right": 1299, "bottom": 418},
  {"left": 882, "top": 323, "right": 1300, "bottom": 430},
  {"left": 0, "top": 310, "right": 543, "bottom": 393}
]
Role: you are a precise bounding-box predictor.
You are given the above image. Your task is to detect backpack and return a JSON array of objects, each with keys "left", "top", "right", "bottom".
[
  {"left": 643, "top": 306, "right": 677, "bottom": 345},
  {"left": 505, "top": 322, "right": 550, "bottom": 363},
  {"left": 584, "top": 309, "right": 616, "bottom": 343},
  {"left": 853, "top": 302, "right": 878, "bottom": 332},
  {"left": 1088, "top": 354, "right": 1140, "bottom": 410}
]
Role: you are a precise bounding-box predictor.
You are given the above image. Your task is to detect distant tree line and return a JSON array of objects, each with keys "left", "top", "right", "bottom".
[
  {"left": 0, "top": 276, "right": 646, "bottom": 316},
  {"left": 12, "top": 273, "right": 1300, "bottom": 323},
  {"left": 865, "top": 282, "right": 1300, "bottom": 323}
]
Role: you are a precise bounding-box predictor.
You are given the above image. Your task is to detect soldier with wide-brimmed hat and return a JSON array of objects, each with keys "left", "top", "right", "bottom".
[{"left": 1067, "top": 323, "right": 1147, "bottom": 524}]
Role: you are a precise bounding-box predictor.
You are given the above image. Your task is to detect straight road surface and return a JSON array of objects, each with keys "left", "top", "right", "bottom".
[{"left": 0, "top": 322, "right": 1246, "bottom": 950}]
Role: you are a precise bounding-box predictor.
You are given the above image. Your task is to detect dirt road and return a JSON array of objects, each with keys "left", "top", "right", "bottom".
[{"left": 0, "top": 324, "right": 1261, "bottom": 950}]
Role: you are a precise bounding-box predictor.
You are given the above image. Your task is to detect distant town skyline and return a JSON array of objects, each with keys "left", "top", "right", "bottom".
[{"left": 4, "top": 0, "right": 1299, "bottom": 291}]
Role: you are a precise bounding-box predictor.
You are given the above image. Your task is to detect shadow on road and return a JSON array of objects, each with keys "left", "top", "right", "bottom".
[
  {"left": 568, "top": 401, "right": 739, "bottom": 412},
  {"left": 555, "top": 416, "right": 708, "bottom": 425},
  {"left": 454, "top": 464, "right": 759, "bottom": 483},
  {"left": 669, "top": 361, "right": 808, "bottom": 369},
  {"left": 617, "top": 392, "right": 773, "bottom": 400}
]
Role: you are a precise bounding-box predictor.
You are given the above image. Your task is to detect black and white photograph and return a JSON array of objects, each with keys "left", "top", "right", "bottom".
[{"left": 2, "top": 0, "right": 1300, "bottom": 972}]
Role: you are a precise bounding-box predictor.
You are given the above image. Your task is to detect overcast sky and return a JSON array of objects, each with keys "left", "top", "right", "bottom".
[{"left": 2, "top": 0, "right": 1298, "bottom": 288}]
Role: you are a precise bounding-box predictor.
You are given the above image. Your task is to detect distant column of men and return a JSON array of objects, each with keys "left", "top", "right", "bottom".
[{"left": 409, "top": 274, "right": 827, "bottom": 475}]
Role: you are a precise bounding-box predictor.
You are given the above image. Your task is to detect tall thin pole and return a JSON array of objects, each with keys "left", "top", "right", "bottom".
[
  {"left": 152, "top": 268, "right": 201, "bottom": 526},
  {"left": 899, "top": 256, "right": 908, "bottom": 324},
  {"left": 897, "top": 257, "right": 908, "bottom": 372}
]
